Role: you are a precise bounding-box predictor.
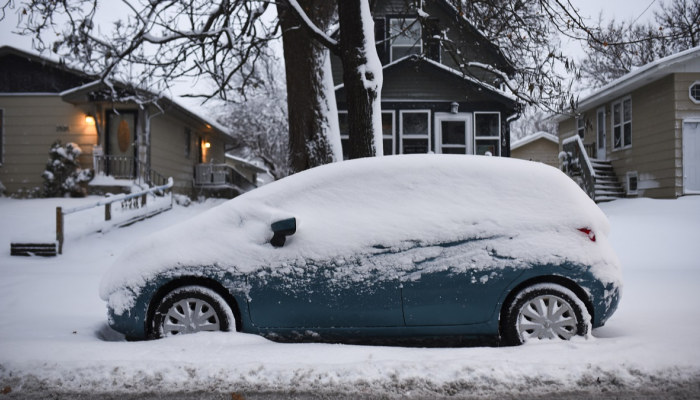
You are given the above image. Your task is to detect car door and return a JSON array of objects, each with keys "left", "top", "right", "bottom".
[
  {"left": 400, "top": 239, "right": 526, "bottom": 326},
  {"left": 247, "top": 251, "right": 404, "bottom": 328}
]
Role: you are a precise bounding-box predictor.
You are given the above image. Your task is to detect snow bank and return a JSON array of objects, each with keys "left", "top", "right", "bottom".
[{"left": 99, "top": 155, "right": 621, "bottom": 306}]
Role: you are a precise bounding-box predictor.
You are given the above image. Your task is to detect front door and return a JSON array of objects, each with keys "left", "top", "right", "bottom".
[
  {"left": 435, "top": 113, "right": 472, "bottom": 154},
  {"left": 596, "top": 107, "right": 606, "bottom": 160},
  {"left": 683, "top": 120, "right": 700, "bottom": 194},
  {"left": 106, "top": 112, "right": 137, "bottom": 178}
]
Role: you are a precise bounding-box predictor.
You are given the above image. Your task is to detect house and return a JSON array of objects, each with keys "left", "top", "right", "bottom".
[
  {"left": 510, "top": 131, "right": 560, "bottom": 168},
  {"left": 0, "top": 46, "right": 257, "bottom": 198},
  {"left": 552, "top": 47, "right": 700, "bottom": 201},
  {"left": 330, "top": 0, "right": 519, "bottom": 158}
]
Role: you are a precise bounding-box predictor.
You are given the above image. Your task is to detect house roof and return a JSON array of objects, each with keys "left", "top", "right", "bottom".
[
  {"left": 334, "top": 54, "right": 518, "bottom": 108},
  {"left": 551, "top": 46, "right": 700, "bottom": 123},
  {"left": 0, "top": 45, "right": 232, "bottom": 139},
  {"left": 511, "top": 131, "right": 558, "bottom": 150}
]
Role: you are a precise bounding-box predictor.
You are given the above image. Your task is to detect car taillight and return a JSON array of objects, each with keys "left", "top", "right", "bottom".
[{"left": 578, "top": 228, "right": 596, "bottom": 242}]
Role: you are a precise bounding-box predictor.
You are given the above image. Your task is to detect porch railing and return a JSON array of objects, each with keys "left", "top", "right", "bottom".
[
  {"left": 584, "top": 142, "right": 597, "bottom": 159},
  {"left": 561, "top": 135, "right": 597, "bottom": 200},
  {"left": 194, "top": 164, "right": 250, "bottom": 188},
  {"left": 93, "top": 155, "right": 169, "bottom": 188}
]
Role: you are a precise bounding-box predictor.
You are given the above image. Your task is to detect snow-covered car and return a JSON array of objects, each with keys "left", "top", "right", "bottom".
[{"left": 99, "top": 155, "right": 622, "bottom": 345}]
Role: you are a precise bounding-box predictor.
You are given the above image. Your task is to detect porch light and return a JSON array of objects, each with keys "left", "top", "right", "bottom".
[
  {"left": 85, "top": 115, "right": 95, "bottom": 125},
  {"left": 450, "top": 102, "right": 459, "bottom": 114},
  {"left": 204, "top": 141, "right": 211, "bottom": 148}
]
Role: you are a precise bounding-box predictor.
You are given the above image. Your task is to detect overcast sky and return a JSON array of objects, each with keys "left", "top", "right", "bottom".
[{"left": 0, "top": 0, "right": 661, "bottom": 109}]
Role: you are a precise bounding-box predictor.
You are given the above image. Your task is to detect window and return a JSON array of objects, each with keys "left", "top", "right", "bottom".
[
  {"left": 381, "top": 111, "right": 395, "bottom": 155},
  {"left": 474, "top": 112, "right": 500, "bottom": 156},
  {"left": 400, "top": 110, "right": 430, "bottom": 154},
  {"left": 389, "top": 18, "right": 422, "bottom": 62},
  {"left": 612, "top": 98, "right": 632, "bottom": 149},
  {"left": 338, "top": 111, "right": 395, "bottom": 158},
  {"left": 577, "top": 117, "right": 585, "bottom": 139},
  {"left": 627, "top": 171, "right": 638, "bottom": 195},
  {"left": 0, "top": 109, "right": 3, "bottom": 165},
  {"left": 596, "top": 107, "right": 605, "bottom": 154},
  {"left": 184, "top": 128, "right": 191, "bottom": 158},
  {"left": 440, "top": 119, "right": 468, "bottom": 154},
  {"left": 690, "top": 82, "right": 700, "bottom": 104}
]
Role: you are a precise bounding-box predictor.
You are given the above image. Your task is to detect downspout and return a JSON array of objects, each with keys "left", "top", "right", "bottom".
[{"left": 505, "top": 105, "right": 522, "bottom": 158}]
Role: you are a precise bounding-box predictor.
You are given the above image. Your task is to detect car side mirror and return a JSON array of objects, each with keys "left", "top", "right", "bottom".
[{"left": 270, "top": 217, "right": 296, "bottom": 248}]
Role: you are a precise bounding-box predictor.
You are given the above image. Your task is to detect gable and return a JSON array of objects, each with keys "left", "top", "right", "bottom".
[{"left": 0, "top": 51, "right": 91, "bottom": 93}]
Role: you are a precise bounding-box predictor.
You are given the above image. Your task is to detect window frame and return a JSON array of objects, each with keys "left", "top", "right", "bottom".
[
  {"left": 689, "top": 81, "right": 700, "bottom": 104},
  {"left": 473, "top": 112, "right": 501, "bottom": 156},
  {"left": 399, "top": 109, "right": 431, "bottom": 155},
  {"left": 389, "top": 17, "right": 423, "bottom": 63},
  {"left": 339, "top": 110, "right": 396, "bottom": 157},
  {"left": 435, "top": 113, "right": 472, "bottom": 155},
  {"left": 576, "top": 117, "right": 585, "bottom": 139},
  {"left": 612, "top": 96, "right": 633, "bottom": 150}
]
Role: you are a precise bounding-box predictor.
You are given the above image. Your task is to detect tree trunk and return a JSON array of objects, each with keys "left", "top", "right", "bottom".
[
  {"left": 338, "top": 0, "right": 383, "bottom": 159},
  {"left": 277, "top": 0, "right": 341, "bottom": 174}
]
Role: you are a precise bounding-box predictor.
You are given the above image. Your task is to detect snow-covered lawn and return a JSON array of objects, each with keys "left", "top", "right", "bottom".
[{"left": 0, "top": 195, "right": 699, "bottom": 398}]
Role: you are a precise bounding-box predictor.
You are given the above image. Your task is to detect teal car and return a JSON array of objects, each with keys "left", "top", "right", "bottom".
[{"left": 100, "top": 155, "right": 622, "bottom": 345}]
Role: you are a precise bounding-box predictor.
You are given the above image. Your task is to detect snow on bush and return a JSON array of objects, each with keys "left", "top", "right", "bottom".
[
  {"left": 100, "top": 155, "right": 622, "bottom": 309},
  {"left": 42, "top": 140, "right": 94, "bottom": 197}
]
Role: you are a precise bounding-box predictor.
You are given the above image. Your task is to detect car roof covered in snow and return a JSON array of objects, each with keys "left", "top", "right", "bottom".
[{"left": 100, "top": 155, "right": 619, "bottom": 302}]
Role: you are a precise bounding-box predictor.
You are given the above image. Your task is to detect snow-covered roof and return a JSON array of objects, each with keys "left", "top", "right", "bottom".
[
  {"left": 1, "top": 45, "right": 231, "bottom": 139},
  {"left": 334, "top": 54, "right": 518, "bottom": 104},
  {"left": 551, "top": 46, "right": 700, "bottom": 122},
  {"left": 511, "top": 131, "right": 559, "bottom": 150},
  {"left": 225, "top": 154, "right": 268, "bottom": 173}
]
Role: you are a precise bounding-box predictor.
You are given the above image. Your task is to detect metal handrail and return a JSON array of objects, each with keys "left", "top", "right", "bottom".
[
  {"left": 562, "top": 135, "right": 597, "bottom": 200},
  {"left": 93, "top": 155, "right": 169, "bottom": 188},
  {"left": 194, "top": 163, "right": 250, "bottom": 188}
]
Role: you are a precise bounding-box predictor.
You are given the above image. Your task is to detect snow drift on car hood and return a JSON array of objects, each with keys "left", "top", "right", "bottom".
[{"left": 99, "top": 155, "right": 621, "bottom": 306}]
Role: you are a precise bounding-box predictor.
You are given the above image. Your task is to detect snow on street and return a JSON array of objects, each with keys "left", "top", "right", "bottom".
[{"left": 1, "top": 195, "right": 699, "bottom": 399}]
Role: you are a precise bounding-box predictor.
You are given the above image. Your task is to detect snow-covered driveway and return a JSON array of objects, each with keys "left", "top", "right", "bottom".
[{"left": 0, "top": 196, "right": 699, "bottom": 399}]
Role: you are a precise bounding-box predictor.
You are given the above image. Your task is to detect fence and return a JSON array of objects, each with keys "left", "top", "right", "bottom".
[
  {"left": 561, "top": 135, "right": 597, "bottom": 200},
  {"left": 55, "top": 178, "right": 173, "bottom": 254},
  {"left": 194, "top": 164, "right": 249, "bottom": 188}
]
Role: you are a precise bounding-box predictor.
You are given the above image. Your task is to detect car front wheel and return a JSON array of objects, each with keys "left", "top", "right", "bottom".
[
  {"left": 502, "top": 283, "right": 589, "bottom": 346},
  {"left": 151, "top": 285, "right": 233, "bottom": 339}
]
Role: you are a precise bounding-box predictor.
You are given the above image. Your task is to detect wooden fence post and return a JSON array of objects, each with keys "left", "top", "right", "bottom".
[
  {"left": 142, "top": 193, "right": 147, "bottom": 207},
  {"left": 56, "top": 207, "right": 64, "bottom": 255},
  {"left": 105, "top": 203, "right": 111, "bottom": 221}
]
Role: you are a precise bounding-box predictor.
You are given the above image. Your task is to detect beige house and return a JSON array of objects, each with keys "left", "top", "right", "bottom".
[
  {"left": 0, "top": 46, "right": 257, "bottom": 198},
  {"left": 510, "top": 131, "right": 559, "bottom": 168},
  {"left": 552, "top": 47, "right": 700, "bottom": 201}
]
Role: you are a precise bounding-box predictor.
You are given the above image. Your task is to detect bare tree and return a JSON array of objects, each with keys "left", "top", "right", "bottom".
[
  {"left": 580, "top": 0, "right": 700, "bottom": 88},
  {"left": 510, "top": 109, "right": 558, "bottom": 141},
  {"left": 216, "top": 55, "right": 290, "bottom": 180}
]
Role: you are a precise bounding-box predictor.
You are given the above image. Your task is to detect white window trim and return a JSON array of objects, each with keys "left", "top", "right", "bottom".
[
  {"left": 577, "top": 117, "right": 585, "bottom": 139},
  {"left": 473, "top": 112, "right": 501, "bottom": 156},
  {"left": 382, "top": 110, "right": 396, "bottom": 155},
  {"left": 434, "top": 112, "right": 472, "bottom": 154},
  {"left": 399, "top": 109, "right": 431, "bottom": 155},
  {"left": 0, "top": 108, "right": 4, "bottom": 166},
  {"left": 626, "top": 171, "right": 638, "bottom": 195},
  {"left": 389, "top": 18, "right": 423, "bottom": 63},
  {"left": 689, "top": 81, "right": 700, "bottom": 104},
  {"left": 596, "top": 106, "right": 606, "bottom": 159},
  {"left": 612, "top": 96, "right": 632, "bottom": 151}
]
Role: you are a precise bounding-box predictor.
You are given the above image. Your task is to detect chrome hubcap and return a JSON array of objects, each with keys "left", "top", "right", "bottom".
[
  {"left": 162, "top": 298, "right": 220, "bottom": 336},
  {"left": 518, "top": 294, "right": 577, "bottom": 341}
]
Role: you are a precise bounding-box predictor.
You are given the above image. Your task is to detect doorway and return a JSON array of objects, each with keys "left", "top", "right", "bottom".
[
  {"left": 434, "top": 113, "right": 472, "bottom": 154},
  {"left": 683, "top": 120, "right": 700, "bottom": 194}
]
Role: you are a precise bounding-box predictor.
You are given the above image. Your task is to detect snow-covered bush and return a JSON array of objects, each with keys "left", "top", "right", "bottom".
[{"left": 41, "top": 140, "right": 94, "bottom": 198}]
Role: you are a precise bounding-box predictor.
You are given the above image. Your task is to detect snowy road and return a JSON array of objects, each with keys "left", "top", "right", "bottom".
[{"left": 1, "top": 196, "right": 699, "bottom": 399}]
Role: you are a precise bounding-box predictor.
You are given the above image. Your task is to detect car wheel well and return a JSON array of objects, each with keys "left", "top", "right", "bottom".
[
  {"left": 498, "top": 275, "right": 594, "bottom": 340},
  {"left": 146, "top": 276, "right": 243, "bottom": 338}
]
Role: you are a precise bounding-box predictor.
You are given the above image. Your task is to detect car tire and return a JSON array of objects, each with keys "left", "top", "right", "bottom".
[
  {"left": 502, "top": 283, "right": 589, "bottom": 346},
  {"left": 151, "top": 285, "right": 234, "bottom": 339}
]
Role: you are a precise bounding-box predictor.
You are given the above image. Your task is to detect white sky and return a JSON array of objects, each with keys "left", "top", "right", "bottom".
[{"left": 0, "top": 0, "right": 661, "bottom": 110}]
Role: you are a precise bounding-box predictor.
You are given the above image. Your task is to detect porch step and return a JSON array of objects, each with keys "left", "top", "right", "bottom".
[{"left": 592, "top": 161, "right": 624, "bottom": 202}]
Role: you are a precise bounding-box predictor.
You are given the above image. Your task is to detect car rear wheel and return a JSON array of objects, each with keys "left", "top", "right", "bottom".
[
  {"left": 502, "top": 283, "right": 589, "bottom": 346},
  {"left": 151, "top": 285, "right": 233, "bottom": 339}
]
